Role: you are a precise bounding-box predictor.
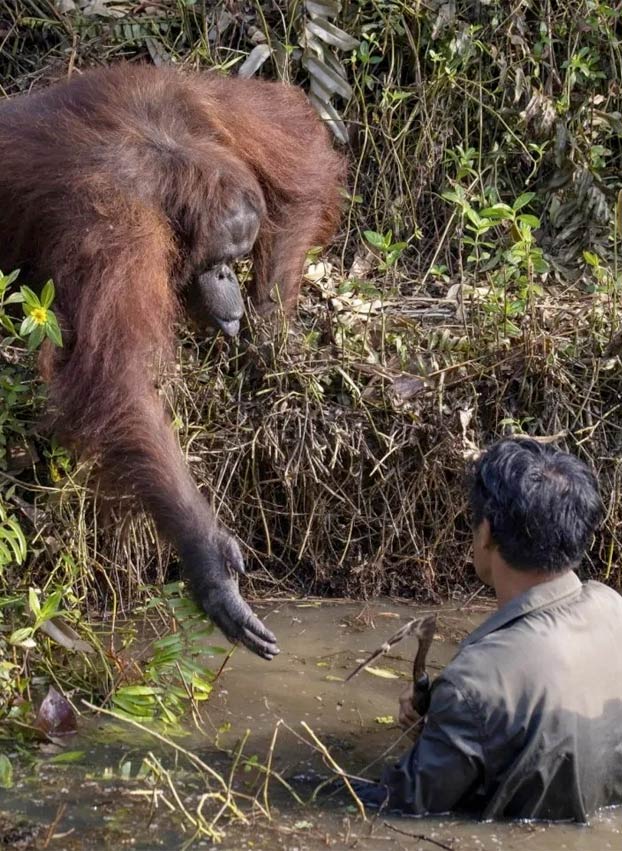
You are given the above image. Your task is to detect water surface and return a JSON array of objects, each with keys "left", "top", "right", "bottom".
[{"left": 1, "top": 599, "right": 621, "bottom": 850}]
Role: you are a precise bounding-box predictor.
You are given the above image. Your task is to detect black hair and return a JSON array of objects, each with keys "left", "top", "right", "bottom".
[{"left": 469, "top": 438, "right": 602, "bottom": 573}]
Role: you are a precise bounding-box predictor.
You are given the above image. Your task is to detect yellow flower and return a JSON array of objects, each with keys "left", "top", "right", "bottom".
[{"left": 31, "top": 306, "right": 48, "bottom": 325}]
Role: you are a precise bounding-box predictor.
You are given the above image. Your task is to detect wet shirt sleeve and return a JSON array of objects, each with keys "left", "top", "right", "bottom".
[{"left": 381, "top": 676, "right": 486, "bottom": 815}]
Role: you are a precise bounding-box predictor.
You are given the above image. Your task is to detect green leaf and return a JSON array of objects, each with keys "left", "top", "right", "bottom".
[
  {"left": 364, "top": 230, "right": 386, "bottom": 249},
  {"left": 47, "top": 750, "right": 86, "bottom": 764},
  {"left": 27, "top": 325, "right": 45, "bottom": 351},
  {"left": 28, "top": 588, "right": 41, "bottom": 618},
  {"left": 40, "top": 279, "right": 55, "bottom": 309},
  {"left": 0, "top": 540, "right": 12, "bottom": 566},
  {"left": 442, "top": 189, "right": 465, "bottom": 206},
  {"left": 465, "top": 208, "right": 484, "bottom": 228},
  {"left": 532, "top": 256, "right": 550, "bottom": 274},
  {"left": 38, "top": 589, "right": 62, "bottom": 623},
  {"left": 0, "top": 754, "right": 13, "bottom": 789},
  {"left": 0, "top": 314, "right": 17, "bottom": 335},
  {"left": 517, "top": 214, "right": 541, "bottom": 229},
  {"left": 4, "top": 291, "right": 25, "bottom": 304},
  {"left": 9, "top": 627, "right": 36, "bottom": 648},
  {"left": 1, "top": 517, "right": 27, "bottom": 563},
  {"left": 116, "top": 685, "right": 161, "bottom": 697},
  {"left": 583, "top": 251, "right": 600, "bottom": 267},
  {"left": 1, "top": 269, "right": 21, "bottom": 288},
  {"left": 513, "top": 192, "right": 536, "bottom": 211},
  {"left": 19, "top": 315, "right": 37, "bottom": 336},
  {"left": 479, "top": 204, "right": 513, "bottom": 220},
  {"left": 203, "top": 645, "right": 227, "bottom": 656},
  {"left": 112, "top": 694, "right": 155, "bottom": 719},
  {"left": 19, "top": 286, "right": 40, "bottom": 308},
  {"left": 45, "top": 313, "right": 63, "bottom": 348}
]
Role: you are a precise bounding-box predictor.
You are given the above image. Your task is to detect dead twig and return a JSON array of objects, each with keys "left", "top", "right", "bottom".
[{"left": 383, "top": 821, "right": 455, "bottom": 850}]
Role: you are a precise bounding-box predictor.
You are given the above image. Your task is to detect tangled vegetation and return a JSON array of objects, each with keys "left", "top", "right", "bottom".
[{"left": 1, "top": 0, "right": 622, "bottom": 780}]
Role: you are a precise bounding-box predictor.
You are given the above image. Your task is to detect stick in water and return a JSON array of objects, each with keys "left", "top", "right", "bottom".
[{"left": 345, "top": 612, "right": 438, "bottom": 715}]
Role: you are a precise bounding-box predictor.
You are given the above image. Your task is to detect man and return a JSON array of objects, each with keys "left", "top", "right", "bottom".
[{"left": 356, "top": 437, "right": 622, "bottom": 821}]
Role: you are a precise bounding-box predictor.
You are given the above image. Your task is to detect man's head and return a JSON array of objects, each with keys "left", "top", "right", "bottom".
[{"left": 469, "top": 438, "right": 602, "bottom": 586}]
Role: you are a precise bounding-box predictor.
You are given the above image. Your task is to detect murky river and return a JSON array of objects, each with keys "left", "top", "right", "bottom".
[{"left": 1, "top": 599, "right": 621, "bottom": 849}]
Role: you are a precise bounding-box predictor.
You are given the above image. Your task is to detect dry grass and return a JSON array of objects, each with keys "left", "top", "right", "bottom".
[
  {"left": 20, "top": 272, "right": 621, "bottom": 615},
  {"left": 2, "top": 0, "right": 622, "bottom": 607}
]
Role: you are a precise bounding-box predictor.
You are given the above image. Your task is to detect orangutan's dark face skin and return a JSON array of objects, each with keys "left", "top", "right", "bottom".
[{"left": 186, "top": 264, "right": 245, "bottom": 338}]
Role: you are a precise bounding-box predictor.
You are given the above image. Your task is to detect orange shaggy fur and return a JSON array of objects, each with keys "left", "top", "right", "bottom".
[{"left": 0, "top": 64, "right": 345, "bottom": 658}]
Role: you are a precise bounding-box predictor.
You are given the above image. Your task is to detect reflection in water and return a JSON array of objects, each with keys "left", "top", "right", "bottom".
[{"left": 1, "top": 600, "right": 621, "bottom": 850}]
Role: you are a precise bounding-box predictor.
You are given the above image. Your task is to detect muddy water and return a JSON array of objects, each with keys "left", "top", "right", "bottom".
[{"left": 2, "top": 599, "right": 622, "bottom": 850}]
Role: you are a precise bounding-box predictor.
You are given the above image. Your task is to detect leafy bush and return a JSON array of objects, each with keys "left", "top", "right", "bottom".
[{"left": 0, "top": 271, "right": 225, "bottom": 729}]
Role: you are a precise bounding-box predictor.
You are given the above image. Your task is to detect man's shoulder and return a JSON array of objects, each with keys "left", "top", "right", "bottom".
[
  {"left": 440, "top": 579, "right": 622, "bottom": 709},
  {"left": 582, "top": 579, "right": 622, "bottom": 607}
]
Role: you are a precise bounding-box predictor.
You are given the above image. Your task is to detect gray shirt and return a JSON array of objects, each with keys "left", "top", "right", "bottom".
[{"left": 381, "top": 572, "right": 622, "bottom": 821}]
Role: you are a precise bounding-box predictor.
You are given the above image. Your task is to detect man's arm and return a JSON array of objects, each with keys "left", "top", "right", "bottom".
[{"left": 379, "top": 676, "right": 486, "bottom": 814}]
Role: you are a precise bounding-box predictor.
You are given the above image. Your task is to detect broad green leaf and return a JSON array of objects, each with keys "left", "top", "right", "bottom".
[
  {"left": 517, "top": 213, "right": 541, "bottom": 229},
  {"left": 28, "top": 588, "right": 41, "bottom": 618},
  {"left": 532, "top": 256, "right": 550, "bottom": 274},
  {"left": 48, "top": 750, "right": 86, "bottom": 764},
  {"left": 19, "top": 286, "right": 40, "bottom": 307},
  {"left": 466, "top": 208, "right": 483, "bottom": 227},
  {"left": 20, "top": 315, "right": 37, "bottom": 336},
  {"left": 513, "top": 192, "right": 536, "bottom": 211},
  {"left": 27, "top": 325, "right": 45, "bottom": 351},
  {"left": 117, "top": 685, "right": 161, "bottom": 696},
  {"left": 9, "top": 627, "right": 36, "bottom": 648},
  {"left": 0, "top": 528, "right": 24, "bottom": 564},
  {"left": 364, "top": 230, "right": 386, "bottom": 249},
  {"left": 0, "top": 314, "right": 17, "bottom": 335},
  {"left": 0, "top": 540, "right": 11, "bottom": 565},
  {"left": 4, "top": 291, "right": 25, "bottom": 304},
  {"left": 38, "top": 589, "right": 62, "bottom": 623},
  {"left": 0, "top": 754, "right": 13, "bottom": 789},
  {"left": 40, "top": 279, "right": 55, "bottom": 309},
  {"left": 479, "top": 204, "right": 513, "bottom": 220},
  {"left": 2, "top": 517, "right": 27, "bottom": 563},
  {"left": 111, "top": 694, "right": 154, "bottom": 719},
  {"left": 6, "top": 269, "right": 21, "bottom": 284},
  {"left": 45, "top": 313, "right": 63, "bottom": 347}
]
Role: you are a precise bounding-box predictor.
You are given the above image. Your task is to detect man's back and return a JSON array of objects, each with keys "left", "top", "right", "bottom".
[{"left": 382, "top": 572, "right": 622, "bottom": 821}]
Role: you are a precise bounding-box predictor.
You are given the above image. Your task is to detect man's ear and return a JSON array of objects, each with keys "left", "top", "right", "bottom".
[{"left": 481, "top": 517, "right": 495, "bottom": 550}]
